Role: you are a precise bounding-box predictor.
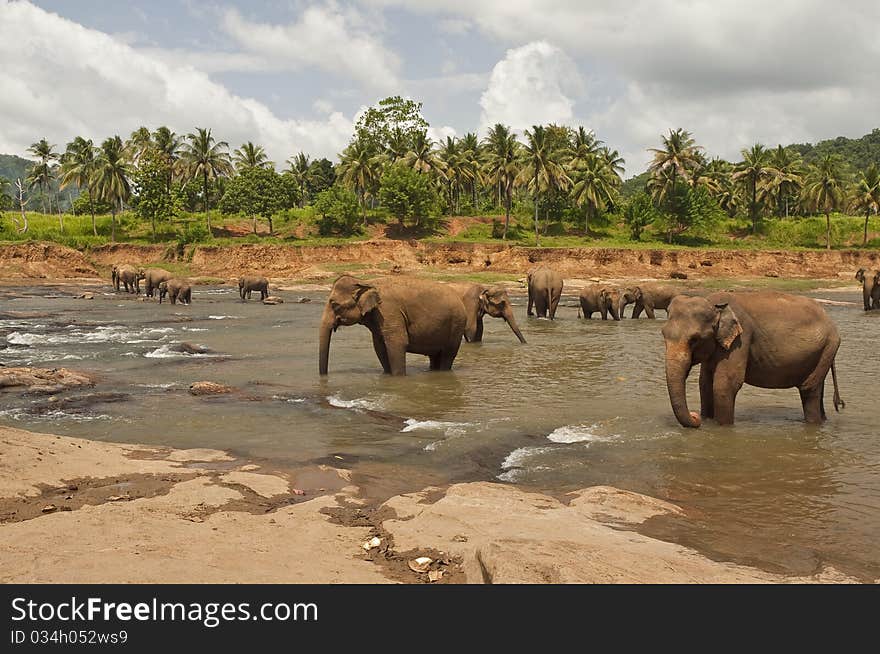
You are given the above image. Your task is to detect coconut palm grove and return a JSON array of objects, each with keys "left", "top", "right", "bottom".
[{"left": 1, "top": 95, "right": 879, "bottom": 251}]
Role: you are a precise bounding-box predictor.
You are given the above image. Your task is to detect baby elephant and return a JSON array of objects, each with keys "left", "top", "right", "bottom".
[
  {"left": 622, "top": 284, "right": 680, "bottom": 319},
  {"left": 855, "top": 268, "right": 880, "bottom": 311},
  {"left": 239, "top": 275, "right": 269, "bottom": 301},
  {"left": 158, "top": 279, "right": 192, "bottom": 305},
  {"left": 579, "top": 284, "right": 621, "bottom": 320}
]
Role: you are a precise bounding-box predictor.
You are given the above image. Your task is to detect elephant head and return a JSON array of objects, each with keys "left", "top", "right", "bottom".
[
  {"left": 599, "top": 287, "right": 622, "bottom": 320},
  {"left": 661, "top": 296, "right": 743, "bottom": 428},
  {"left": 319, "top": 276, "right": 381, "bottom": 375},
  {"left": 157, "top": 281, "right": 168, "bottom": 304},
  {"left": 619, "top": 286, "right": 642, "bottom": 317},
  {"left": 479, "top": 287, "right": 527, "bottom": 343}
]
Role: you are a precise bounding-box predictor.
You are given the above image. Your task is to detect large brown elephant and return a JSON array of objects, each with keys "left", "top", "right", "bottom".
[
  {"left": 239, "top": 275, "right": 269, "bottom": 301},
  {"left": 319, "top": 275, "right": 467, "bottom": 376},
  {"left": 450, "top": 283, "right": 526, "bottom": 343},
  {"left": 527, "top": 267, "right": 563, "bottom": 319},
  {"left": 143, "top": 268, "right": 174, "bottom": 298},
  {"left": 855, "top": 268, "right": 880, "bottom": 311},
  {"left": 662, "top": 291, "right": 844, "bottom": 428},
  {"left": 578, "top": 284, "right": 621, "bottom": 320},
  {"left": 113, "top": 264, "right": 143, "bottom": 294},
  {"left": 623, "top": 284, "right": 680, "bottom": 319},
  {"left": 158, "top": 279, "right": 192, "bottom": 305}
]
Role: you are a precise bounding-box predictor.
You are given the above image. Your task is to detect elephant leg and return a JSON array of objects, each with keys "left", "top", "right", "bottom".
[
  {"left": 632, "top": 302, "right": 643, "bottom": 319},
  {"left": 385, "top": 339, "right": 407, "bottom": 376},
  {"left": 699, "top": 363, "right": 715, "bottom": 419},
  {"left": 550, "top": 294, "right": 560, "bottom": 320},
  {"left": 435, "top": 340, "right": 462, "bottom": 371},
  {"left": 261, "top": 289, "right": 268, "bottom": 300},
  {"left": 527, "top": 293, "right": 534, "bottom": 317},
  {"left": 371, "top": 332, "right": 391, "bottom": 374},
  {"left": 712, "top": 360, "right": 745, "bottom": 425},
  {"left": 600, "top": 306, "right": 608, "bottom": 320},
  {"left": 799, "top": 385, "right": 825, "bottom": 424},
  {"left": 645, "top": 304, "right": 656, "bottom": 319}
]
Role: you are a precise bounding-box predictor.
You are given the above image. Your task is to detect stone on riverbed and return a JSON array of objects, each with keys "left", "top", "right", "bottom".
[
  {"left": 262, "top": 296, "right": 284, "bottom": 305},
  {"left": 189, "top": 381, "right": 235, "bottom": 396},
  {"left": 0, "top": 367, "right": 95, "bottom": 394}
]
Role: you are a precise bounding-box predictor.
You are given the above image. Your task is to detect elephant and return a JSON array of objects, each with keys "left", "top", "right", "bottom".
[
  {"left": 239, "top": 275, "right": 269, "bottom": 301},
  {"left": 662, "top": 291, "right": 844, "bottom": 428},
  {"left": 143, "top": 268, "right": 174, "bottom": 298},
  {"left": 450, "top": 283, "right": 527, "bottom": 343},
  {"left": 319, "top": 275, "right": 467, "bottom": 376},
  {"left": 158, "top": 279, "right": 192, "bottom": 305},
  {"left": 623, "top": 284, "right": 680, "bottom": 319},
  {"left": 527, "top": 267, "right": 563, "bottom": 319},
  {"left": 855, "top": 268, "right": 880, "bottom": 310},
  {"left": 578, "top": 284, "right": 621, "bottom": 320},
  {"left": 111, "top": 264, "right": 120, "bottom": 291},
  {"left": 114, "top": 264, "right": 143, "bottom": 294}
]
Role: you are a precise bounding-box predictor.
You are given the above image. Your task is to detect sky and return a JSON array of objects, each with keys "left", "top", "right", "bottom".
[{"left": 1, "top": 0, "right": 878, "bottom": 175}]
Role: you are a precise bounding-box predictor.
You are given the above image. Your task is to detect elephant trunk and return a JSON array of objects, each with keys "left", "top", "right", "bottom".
[
  {"left": 665, "top": 344, "right": 700, "bottom": 428},
  {"left": 502, "top": 306, "right": 527, "bottom": 343},
  {"left": 609, "top": 298, "right": 621, "bottom": 321},
  {"left": 319, "top": 304, "right": 335, "bottom": 375}
]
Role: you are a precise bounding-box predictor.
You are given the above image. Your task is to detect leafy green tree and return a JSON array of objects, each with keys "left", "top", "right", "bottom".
[
  {"left": 180, "top": 127, "right": 234, "bottom": 233},
  {"left": 354, "top": 96, "right": 429, "bottom": 153},
  {"left": 153, "top": 126, "right": 183, "bottom": 191},
  {"left": 403, "top": 131, "right": 445, "bottom": 178},
  {"left": 219, "top": 167, "right": 286, "bottom": 235},
  {"left": 378, "top": 164, "right": 439, "bottom": 228},
  {"left": 92, "top": 136, "right": 132, "bottom": 242},
  {"left": 482, "top": 124, "right": 520, "bottom": 239},
  {"left": 285, "top": 152, "right": 311, "bottom": 207},
  {"left": 134, "top": 148, "right": 181, "bottom": 239},
  {"left": 850, "top": 163, "right": 880, "bottom": 245},
  {"left": 623, "top": 192, "right": 658, "bottom": 240},
  {"left": 60, "top": 137, "right": 100, "bottom": 235},
  {"left": 516, "top": 125, "right": 571, "bottom": 246},
  {"left": 314, "top": 185, "right": 360, "bottom": 235},
  {"left": 655, "top": 182, "right": 723, "bottom": 243},
  {"left": 804, "top": 154, "right": 848, "bottom": 249},
  {"left": 306, "top": 158, "right": 335, "bottom": 197},
  {"left": 72, "top": 193, "right": 111, "bottom": 215},
  {"left": 233, "top": 142, "right": 272, "bottom": 171},
  {"left": 0, "top": 176, "right": 12, "bottom": 212}
]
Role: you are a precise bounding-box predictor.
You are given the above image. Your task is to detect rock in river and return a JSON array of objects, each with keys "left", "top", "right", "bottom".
[
  {"left": 189, "top": 381, "right": 235, "bottom": 396},
  {"left": 0, "top": 367, "right": 96, "bottom": 394}
]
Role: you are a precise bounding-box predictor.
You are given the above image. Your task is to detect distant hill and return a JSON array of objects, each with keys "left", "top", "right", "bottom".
[{"left": 0, "top": 153, "right": 77, "bottom": 211}]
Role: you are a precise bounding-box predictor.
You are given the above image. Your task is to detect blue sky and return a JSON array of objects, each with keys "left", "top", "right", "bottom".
[{"left": 2, "top": 1, "right": 878, "bottom": 174}]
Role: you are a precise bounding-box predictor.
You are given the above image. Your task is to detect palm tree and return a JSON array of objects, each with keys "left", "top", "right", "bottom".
[
  {"left": 285, "top": 152, "right": 311, "bottom": 208},
  {"left": 126, "top": 127, "right": 153, "bottom": 167},
  {"left": 385, "top": 128, "right": 411, "bottom": 164},
  {"left": 768, "top": 145, "right": 804, "bottom": 218},
  {"left": 516, "top": 125, "right": 571, "bottom": 246},
  {"left": 571, "top": 153, "right": 617, "bottom": 235},
  {"left": 804, "top": 154, "right": 847, "bottom": 250},
  {"left": 26, "top": 138, "right": 59, "bottom": 215},
  {"left": 60, "top": 136, "right": 99, "bottom": 236},
  {"left": 482, "top": 124, "right": 520, "bottom": 240},
  {"left": 337, "top": 139, "right": 379, "bottom": 225},
  {"left": 180, "top": 127, "right": 234, "bottom": 232},
  {"left": 733, "top": 144, "right": 778, "bottom": 234},
  {"left": 460, "top": 132, "right": 481, "bottom": 209},
  {"left": 233, "top": 142, "right": 272, "bottom": 171},
  {"left": 438, "top": 136, "right": 471, "bottom": 214},
  {"left": 403, "top": 131, "right": 445, "bottom": 178},
  {"left": 153, "top": 126, "right": 183, "bottom": 190},
  {"left": 568, "top": 127, "right": 603, "bottom": 170},
  {"left": 647, "top": 128, "right": 702, "bottom": 212},
  {"left": 851, "top": 164, "right": 880, "bottom": 245},
  {"left": 92, "top": 136, "right": 131, "bottom": 242}
]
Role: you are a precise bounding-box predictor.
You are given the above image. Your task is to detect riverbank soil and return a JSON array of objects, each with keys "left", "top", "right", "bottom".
[{"left": 0, "top": 428, "right": 861, "bottom": 583}]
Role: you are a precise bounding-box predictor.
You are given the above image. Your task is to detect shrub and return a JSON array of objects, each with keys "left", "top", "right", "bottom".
[
  {"left": 377, "top": 164, "right": 439, "bottom": 228},
  {"left": 314, "top": 186, "right": 361, "bottom": 236}
]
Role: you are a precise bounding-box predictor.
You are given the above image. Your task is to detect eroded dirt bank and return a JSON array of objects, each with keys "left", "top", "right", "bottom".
[
  {"left": 0, "top": 427, "right": 862, "bottom": 583},
  {"left": 1, "top": 241, "right": 878, "bottom": 282}
]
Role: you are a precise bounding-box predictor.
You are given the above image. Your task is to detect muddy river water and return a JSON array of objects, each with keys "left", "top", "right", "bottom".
[{"left": 1, "top": 283, "right": 878, "bottom": 580}]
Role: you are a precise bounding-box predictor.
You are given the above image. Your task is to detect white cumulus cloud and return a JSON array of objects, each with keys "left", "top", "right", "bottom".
[
  {"left": 0, "top": 2, "right": 354, "bottom": 163},
  {"left": 479, "top": 41, "right": 582, "bottom": 134}
]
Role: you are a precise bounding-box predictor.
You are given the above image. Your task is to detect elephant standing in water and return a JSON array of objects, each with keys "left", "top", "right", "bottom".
[
  {"left": 527, "top": 267, "right": 563, "bottom": 319},
  {"left": 319, "top": 275, "right": 467, "bottom": 376},
  {"left": 451, "top": 283, "right": 527, "bottom": 343},
  {"left": 143, "top": 268, "right": 174, "bottom": 298},
  {"left": 855, "top": 269, "right": 880, "bottom": 310},
  {"left": 239, "top": 275, "right": 269, "bottom": 301},
  {"left": 113, "top": 264, "right": 143, "bottom": 294},
  {"left": 662, "top": 291, "right": 844, "bottom": 428},
  {"left": 158, "top": 279, "right": 192, "bottom": 305},
  {"left": 578, "top": 285, "right": 621, "bottom": 320},
  {"left": 623, "top": 284, "right": 680, "bottom": 319}
]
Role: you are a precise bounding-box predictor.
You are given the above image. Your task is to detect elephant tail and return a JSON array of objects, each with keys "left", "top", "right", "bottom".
[{"left": 831, "top": 360, "right": 845, "bottom": 412}]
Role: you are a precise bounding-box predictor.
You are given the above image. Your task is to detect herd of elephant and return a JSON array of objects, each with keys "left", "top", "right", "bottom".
[
  {"left": 317, "top": 265, "right": 878, "bottom": 431},
  {"left": 110, "top": 264, "right": 269, "bottom": 304}
]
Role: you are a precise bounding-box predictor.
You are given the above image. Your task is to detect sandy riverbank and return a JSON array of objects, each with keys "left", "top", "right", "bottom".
[{"left": 0, "top": 426, "right": 863, "bottom": 584}]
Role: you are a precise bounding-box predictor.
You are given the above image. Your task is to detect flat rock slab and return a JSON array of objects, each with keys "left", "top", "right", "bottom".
[
  {"left": 0, "top": 367, "right": 95, "bottom": 394},
  {"left": 262, "top": 296, "right": 284, "bottom": 305},
  {"left": 189, "top": 381, "right": 235, "bottom": 396}
]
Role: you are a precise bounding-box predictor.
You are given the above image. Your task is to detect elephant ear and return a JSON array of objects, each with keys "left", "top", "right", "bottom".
[
  {"left": 713, "top": 303, "right": 742, "bottom": 351},
  {"left": 874, "top": 271, "right": 880, "bottom": 285},
  {"left": 478, "top": 289, "right": 490, "bottom": 312},
  {"left": 855, "top": 269, "right": 865, "bottom": 282},
  {"left": 354, "top": 284, "right": 381, "bottom": 314},
  {"left": 599, "top": 288, "right": 609, "bottom": 303},
  {"left": 632, "top": 286, "right": 643, "bottom": 301}
]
